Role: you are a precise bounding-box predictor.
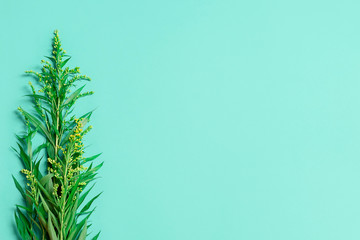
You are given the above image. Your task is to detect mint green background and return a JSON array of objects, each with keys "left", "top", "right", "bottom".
[{"left": 2, "top": 0, "right": 360, "bottom": 239}]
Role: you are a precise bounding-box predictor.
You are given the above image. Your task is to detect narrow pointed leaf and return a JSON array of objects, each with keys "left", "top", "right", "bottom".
[
  {"left": 48, "top": 214, "right": 58, "bottom": 240},
  {"left": 61, "top": 57, "right": 71, "bottom": 68},
  {"left": 78, "top": 220, "right": 87, "bottom": 240},
  {"left": 80, "top": 192, "right": 101, "bottom": 213},
  {"left": 63, "top": 85, "right": 85, "bottom": 105},
  {"left": 92, "top": 231, "right": 101, "bottom": 240},
  {"left": 12, "top": 176, "right": 26, "bottom": 199}
]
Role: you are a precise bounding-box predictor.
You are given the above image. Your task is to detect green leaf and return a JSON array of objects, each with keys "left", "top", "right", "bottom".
[
  {"left": 61, "top": 57, "right": 71, "bottom": 68},
  {"left": 16, "top": 207, "right": 30, "bottom": 228},
  {"left": 37, "top": 181, "right": 55, "bottom": 204},
  {"left": 47, "top": 143, "right": 55, "bottom": 160},
  {"left": 33, "top": 143, "right": 47, "bottom": 156},
  {"left": 80, "top": 192, "right": 102, "bottom": 213},
  {"left": 16, "top": 204, "right": 32, "bottom": 213},
  {"left": 92, "top": 231, "right": 101, "bottom": 240},
  {"left": 14, "top": 212, "right": 25, "bottom": 238},
  {"left": 34, "top": 158, "right": 44, "bottom": 179},
  {"left": 82, "top": 153, "right": 102, "bottom": 163},
  {"left": 20, "top": 108, "right": 54, "bottom": 145},
  {"left": 39, "top": 192, "right": 52, "bottom": 214},
  {"left": 78, "top": 184, "right": 95, "bottom": 207},
  {"left": 91, "top": 162, "right": 104, "bottom": 173},
  {"left": 12, "top": 176, "right": 26, "bottom": 199},
  {"left": 26, "top": 93, "right": 50, "bottom": 102},
  {"left": 64, "top": 193, "right": 78, "bottom": 235},
  {"left": 15, "top": 143, "right": 30, "bottom": 169},
  {"left": 48, "top": 212, "right": 58, "bottom": 240},
  {"left": 33, "top": 203, "right": 47, "bottom": 230},
  {"left": 66, "top": 179, "right": 81, "bottom": 209},
  {"left": 39, "top": 173, "right": 54, "bottom": 186},
  {"left": 67, "top": 213, "right": 90, "bottom": 240},
  {"left": 63, "top": 85, "right": 85, "bottom": 106},
  {"left": 45, "top": 55, "right": 56, "bottom": 64},
  {"left": 25, "top": 191, "right": 34, "bottom": 209},
  {"left": 78, "top": 220, "right": 87, "bottom": 240},
  {"left": 16, "top": 208, "right": 34, "bottom": 239},
  {"left": 51, "top": 124, "right": 61, "bottom": 137},
  {"left": 80, "top": 110, "right": 94, "bottom": 119}
]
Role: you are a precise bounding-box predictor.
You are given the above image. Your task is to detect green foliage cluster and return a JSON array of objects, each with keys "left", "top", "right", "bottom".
[{"left": 13, "top": 30, "right": 102, "bottom": 240}]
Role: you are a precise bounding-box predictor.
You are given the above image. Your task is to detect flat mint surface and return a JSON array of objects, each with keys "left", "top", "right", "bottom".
[{"left": 1, "top": 1, "right": 360, "bottom": 239}]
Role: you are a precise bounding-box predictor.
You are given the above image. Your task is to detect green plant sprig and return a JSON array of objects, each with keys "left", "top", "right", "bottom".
[{"left": 13, "top": 30, "right": 102, "bottom": 240}]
